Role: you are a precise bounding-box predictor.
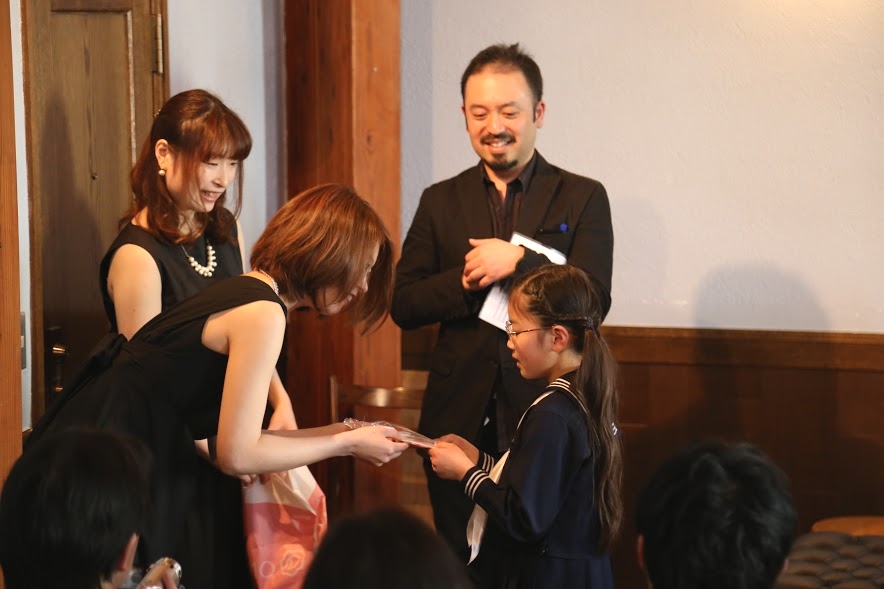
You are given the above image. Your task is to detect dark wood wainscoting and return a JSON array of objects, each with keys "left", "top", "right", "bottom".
[
  {"left": 403, "top": 325, "right": 884, "bottom": 588},
  {"left": 606, "top": 326, "right": 884, "bottom": 588}
]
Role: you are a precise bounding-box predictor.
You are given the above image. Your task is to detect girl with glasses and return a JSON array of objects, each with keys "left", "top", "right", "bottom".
[{"left": 429, "top": 264, "right": 621, "bottom": 589}]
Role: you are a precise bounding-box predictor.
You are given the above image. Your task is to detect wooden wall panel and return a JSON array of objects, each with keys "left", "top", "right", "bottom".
[
  {"left": 351, "top": 0, "right": 401, "bottom": 388},
  {"left": 606, "top": 326, "right": 884, "bottom": 589},
  {"left": 403, "top": 324, "right": 884, "bottom": 588},
  {"left": 285, "top": 1, "right": 341, "bottom": 438},
  {"left": 283, "top": 1, "right": 356, "bottom": 479},
  {"left": 282, "top": 0, "right": 401, "bottom": 472}
]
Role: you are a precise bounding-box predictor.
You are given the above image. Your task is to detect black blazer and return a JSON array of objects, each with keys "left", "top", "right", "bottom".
[{"left": 392, "top": 152, "right": 613, "bottom": 441}]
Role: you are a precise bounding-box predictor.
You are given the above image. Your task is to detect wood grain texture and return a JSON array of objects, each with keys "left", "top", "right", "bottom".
[
  {"left": 284, "top": 0, "right": 355, "bottom": 438},
  {"left": 22, "top": 0, "right": 165, "bottom": 423},
  {"left": 351, "top": 0, "right": 401, "bottom": 390},
  {"left": 1, "top": 0, "right": 24, "bottom": 513},
  {"left": 283, "top": 0, "right": 401, "bottom": 441}
]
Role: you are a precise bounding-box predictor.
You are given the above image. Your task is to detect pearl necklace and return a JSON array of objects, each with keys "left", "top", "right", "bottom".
[
  {"left": 256, "top": 269, "right": 279, "bottom": 295},
  {"left": 182, "top": 240, "right": 217, "bottom": 277}
]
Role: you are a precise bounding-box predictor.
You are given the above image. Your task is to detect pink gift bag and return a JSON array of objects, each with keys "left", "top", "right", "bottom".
[{"left": 243, "top": 467, "right": 328, "bottom": 589}]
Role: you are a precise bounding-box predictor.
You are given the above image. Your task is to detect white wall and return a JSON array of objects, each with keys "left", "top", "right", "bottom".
[
  {"left": 10, "top": 0, "right": 31, "bottom": 427},
  {"left": 401, "top": 0, "right": 884, "bottom": 334},
  {"left": 167, "top": 0, "right": 284, "bottom": 260}
]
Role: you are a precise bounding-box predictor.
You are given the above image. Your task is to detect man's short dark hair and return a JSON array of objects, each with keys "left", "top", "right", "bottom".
[
  {"left": 636, "top": 440, "right": 797, "bottom": 589},
  {"left": 460, "top": 42, "right": 543, "bottom": 106},
  {"left": 0, "top": 428, "right": 151, "bottom": 589}
]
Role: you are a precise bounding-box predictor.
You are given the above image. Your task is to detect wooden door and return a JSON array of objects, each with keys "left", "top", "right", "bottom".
[{"left": 22, "top": 0, "right": 168, "bottom": 422}]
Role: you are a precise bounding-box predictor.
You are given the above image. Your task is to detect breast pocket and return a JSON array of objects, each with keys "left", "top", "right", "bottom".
[{"left": 533, "top": 232, "right": 574, "bottom": 259}]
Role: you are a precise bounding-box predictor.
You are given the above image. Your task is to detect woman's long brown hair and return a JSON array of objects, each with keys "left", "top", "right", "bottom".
[{"left": 125, "top": 89, "right": 252, "bottom": 244}]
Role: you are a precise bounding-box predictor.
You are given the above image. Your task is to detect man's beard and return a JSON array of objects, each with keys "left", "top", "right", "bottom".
[
  {"left": 481, "top": 132, "right": 519, "bottom": 172},
  {"left": 483, "top": 155, "right": 519, "bottom": 172}
]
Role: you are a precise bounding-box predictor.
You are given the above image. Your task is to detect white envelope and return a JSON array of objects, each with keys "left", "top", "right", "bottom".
[{"left": 478, "top": 232, "right": 566, "bottom": 331}]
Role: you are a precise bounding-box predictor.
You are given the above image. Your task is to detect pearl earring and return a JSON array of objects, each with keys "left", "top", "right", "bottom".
[{"left": 158, "top": 168, "right": 166, "bottom": 177}]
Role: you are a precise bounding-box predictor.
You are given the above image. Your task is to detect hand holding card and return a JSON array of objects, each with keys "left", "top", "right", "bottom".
[{"left": 343, "top": 418, "right": 436, "bottom": 448}]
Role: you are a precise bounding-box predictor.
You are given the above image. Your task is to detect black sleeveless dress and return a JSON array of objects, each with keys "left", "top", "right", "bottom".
[
  {"left": 28, "top": 276, "right": 285, "bottom": 580},
  {"left": 97, "top": 216, "right": 257, "bottom": 587},
  {"left": 99, "top": 217, "right": 244, "bottom": 333}
]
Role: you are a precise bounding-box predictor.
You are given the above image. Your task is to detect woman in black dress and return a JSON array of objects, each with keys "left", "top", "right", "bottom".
[
  {"left": 98, "top": 89, "right": 295, "bottom": 588},
  {"left": 30, "top": 184, "right": 408, "bottom": 582}
]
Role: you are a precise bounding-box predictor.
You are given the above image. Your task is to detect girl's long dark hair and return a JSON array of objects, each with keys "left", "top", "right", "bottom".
[{"left": 511, "top": 264, "right": 622, "bottom": 551}]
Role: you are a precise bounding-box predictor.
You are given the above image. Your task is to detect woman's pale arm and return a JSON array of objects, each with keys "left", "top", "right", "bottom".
[
  {"left": 107, "top": 244, "right": 162, "bottom": 340},
  {"left": 267, "top": 369, "right": 297, "bottom": 430},
  {"left": 208, "top": 301, "right": 407, "bottom": 475},
  {"left": 236, "top": 219, "right": 296, "bottom": 430},
  {"left": 263, "top": 423, "right": 347, "bottom": 438}
]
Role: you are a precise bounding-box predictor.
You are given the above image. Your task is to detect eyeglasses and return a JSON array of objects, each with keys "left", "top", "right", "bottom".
[{"left": 504, "top": 320, "right": 552, "bottom": 339}]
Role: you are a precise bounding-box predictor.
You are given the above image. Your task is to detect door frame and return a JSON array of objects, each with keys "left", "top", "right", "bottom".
[{"left": 1, "top": 0, "right": 24, "bottom": 492}]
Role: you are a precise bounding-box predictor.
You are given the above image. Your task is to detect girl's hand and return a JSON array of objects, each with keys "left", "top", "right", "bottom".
[
  {"left": 435, "top": 433, "right": 479, "bottom": 464},
  {"left": 344, "top": 425, "right": 409, "bottom": 466},
  {"left": 429, "top": 441, "right": 474, "bottom": 481}
]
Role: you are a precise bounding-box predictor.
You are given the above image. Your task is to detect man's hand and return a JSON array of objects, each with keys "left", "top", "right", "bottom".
[{"left": 462, "top": 238, "right": 524, "bottom": 290}]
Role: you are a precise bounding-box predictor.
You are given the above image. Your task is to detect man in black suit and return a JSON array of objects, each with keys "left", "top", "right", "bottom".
[{"left": 392, "top": 42, "right": 614, "bottom": 559}]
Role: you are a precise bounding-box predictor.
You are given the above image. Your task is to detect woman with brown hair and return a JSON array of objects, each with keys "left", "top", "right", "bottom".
[
  {"left": 31, "top": 184, "right": 408, "bottom": 585},
  {"left": 97, "top": 89, "right": 294, "bottom": 588},
  {"left": 104, "top": 89, "right": 249, "bottom": 336}
]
